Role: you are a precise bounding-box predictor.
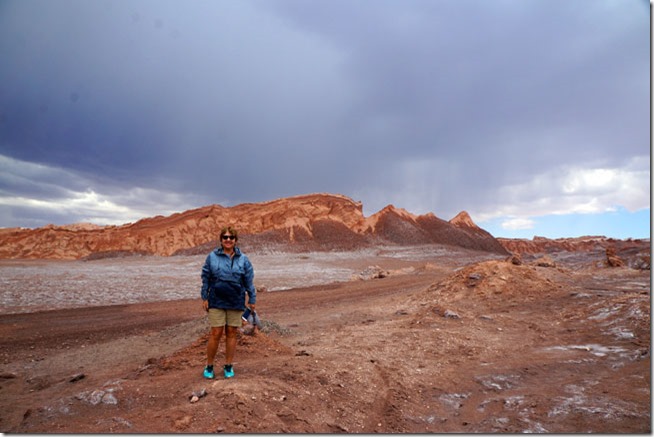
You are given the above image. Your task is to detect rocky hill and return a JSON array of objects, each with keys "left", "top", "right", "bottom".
[{"left": 0, "top": 193, "right": 508, "bottom": 259}]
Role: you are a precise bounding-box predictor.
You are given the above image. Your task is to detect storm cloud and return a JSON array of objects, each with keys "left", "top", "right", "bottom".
[{"left": 0, "top": 0, "right": 649, "bottom": 236}]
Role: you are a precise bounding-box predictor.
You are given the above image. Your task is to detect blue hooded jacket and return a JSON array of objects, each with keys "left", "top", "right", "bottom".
[{"left": 200, "top": 246, "right": 256, "bottom": 310}]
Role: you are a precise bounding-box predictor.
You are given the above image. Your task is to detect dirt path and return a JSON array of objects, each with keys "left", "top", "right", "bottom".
[{"left": 0, "top": 253, "right": 650, "bottom": 433}]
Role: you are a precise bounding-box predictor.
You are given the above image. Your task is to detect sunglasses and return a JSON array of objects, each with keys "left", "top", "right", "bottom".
[{"left": 221, "top": 235, "right": 236, "bottom": 240}]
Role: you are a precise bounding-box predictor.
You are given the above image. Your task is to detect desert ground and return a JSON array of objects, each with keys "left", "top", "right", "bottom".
[{"left": 0, "top": 244, "right": 650, "bottom": 433}]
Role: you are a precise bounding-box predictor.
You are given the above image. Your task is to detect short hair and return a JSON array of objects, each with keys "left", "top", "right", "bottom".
[{"left": 220, "top": 226, "right": 238, "bottom": 241}]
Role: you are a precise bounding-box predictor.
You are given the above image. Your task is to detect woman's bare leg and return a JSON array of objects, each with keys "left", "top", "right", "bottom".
[
  {"left": 225, "top": 325, "right": 238, "bottom": 365},
  {"left": 207, "top": 326, "right": 224, "bottom": 365}
]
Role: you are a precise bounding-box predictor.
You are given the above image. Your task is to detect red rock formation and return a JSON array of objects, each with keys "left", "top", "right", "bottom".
[
  {"left": 498, "top": 236, "right": 649, "bottom": 257},
  {"left": 499, "top": 235, "right": 650, "bottom": 270},
  {"left": 498, "top": 236, "right": 607, "bottom": 254},
  {"left": 449, "top": 211, "right": 477, "bottom": 228},
  {"left": 0, "top": 193, "right": 503, "bottom": 259},
  {"left": 605, "top": 247, "right": 625, "bottom": 268}
]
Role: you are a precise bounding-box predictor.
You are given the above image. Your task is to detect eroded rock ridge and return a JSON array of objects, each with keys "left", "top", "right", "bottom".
[{"left": 0, "top": 193, "right": 508, "bottom": 259}]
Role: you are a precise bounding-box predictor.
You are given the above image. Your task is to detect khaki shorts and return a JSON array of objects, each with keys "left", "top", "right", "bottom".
[{"left": 208, "top": 308, "right": 243, "bottom": 328}]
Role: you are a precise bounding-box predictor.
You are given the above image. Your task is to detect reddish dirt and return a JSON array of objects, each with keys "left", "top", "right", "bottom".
[{"left": 0, "top": 249, "right": 650, "bottom": 433}]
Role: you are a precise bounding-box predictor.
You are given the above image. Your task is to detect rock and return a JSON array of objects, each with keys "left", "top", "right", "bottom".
[
  {"left": 449, "top": 211, "right": 479, "bottom": 228},
  {"left": 110, "top": 417, "right": 132, "bottom": 428},
  {"left": 89, "top": 390, "right": 105, "bottom": 405},
  {"left": 69, "top": 373, "right": 85, "bottom": 383},
  {"left": 466, "top": 272, "right": 482, "bottom": 287},
  {"left": 632, "top": 254, "right": 650, "bottom": 270},
  {"left": 0, "top": 193, "right": 508, "bottom": 259},
  {"left": 605, "top": 247, "right": 625, "bottom": 267},
  {"left": 506, "top": 254, "right": 522, "bottom": 265},
  {"left": 354, "top": 266, "right": 390, "bottom": 280},
  {"left": 190, "top": 388, "right": 207, "bottom": 402},
  {"left": 76, "top": 388, "right": 119, "bottom": 405},
  {"left": 533, "top": 255, "right": 556, "bottom": 268},
  {"left": 444, "top": 310, "right": 461, "bottom": 319},
  {"left": 102, "top": 392, "right": 118, "bottom": 405}
]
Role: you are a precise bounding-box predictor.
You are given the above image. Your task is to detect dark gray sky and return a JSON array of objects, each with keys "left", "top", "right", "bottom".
[{"left": 0, "top": 0, "right": 650, "bottom": 238}]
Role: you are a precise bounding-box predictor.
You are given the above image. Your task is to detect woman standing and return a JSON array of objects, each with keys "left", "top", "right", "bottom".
[{"left": 200, "top": 226, "right": 256, "bottom": 379}]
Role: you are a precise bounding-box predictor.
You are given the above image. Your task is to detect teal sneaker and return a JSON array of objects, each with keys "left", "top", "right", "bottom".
[
  {"left": 203, "top": 365, "right": 214, "bottom": 379},
  {"left": 224, "top": 364, "right": 235, "bottom": 379}
]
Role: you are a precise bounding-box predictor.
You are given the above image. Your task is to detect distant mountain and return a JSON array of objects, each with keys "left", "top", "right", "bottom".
[
  {"left": 498, "top": 235, "right": 650, "bottom": 256},
  {"left": 0, "top": 193, "right": 509, "bottom": 259}
]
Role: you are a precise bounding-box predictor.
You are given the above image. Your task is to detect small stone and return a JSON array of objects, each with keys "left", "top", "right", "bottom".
[
  {"left": 89, "top": 390, "right": 105, "bottom": 405},
  {"left": 195, "top": 388, "right": 208, "bottom": 398},
  {"left": 444, "top": 310, "right": 460, "bottom": 319},
  {"left": 112, "top": 417, "right": 132, "bottom": 428},
  {"left": 190, "top": 388, "right": 207, "bottom": 401},
  {"left": 102, "top": 392, "right": 118, "bottom": 405},
  {"left": 69, "top": 373, "right": 85, "bottom": 383}
]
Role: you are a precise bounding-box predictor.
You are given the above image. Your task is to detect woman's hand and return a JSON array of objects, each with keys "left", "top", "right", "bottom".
[{"left": 202, "top": 299, "right": 209, "bottom": 312}]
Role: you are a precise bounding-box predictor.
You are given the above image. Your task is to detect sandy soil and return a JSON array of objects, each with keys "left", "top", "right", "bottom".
[{"left": 0, "top": 245, "right": 650, "bottom": 433}]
